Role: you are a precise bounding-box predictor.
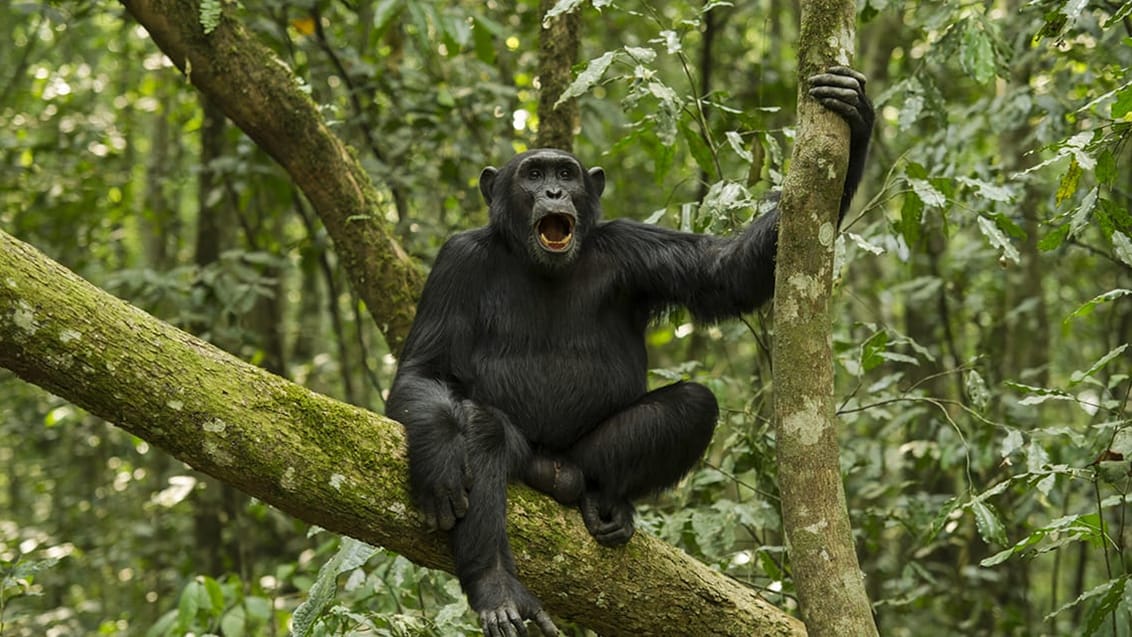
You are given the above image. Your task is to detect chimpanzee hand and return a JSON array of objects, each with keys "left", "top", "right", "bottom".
[
  {"left": 808, "top": 66, "right": 873, "bottom": 141},
  {"left": 580, "top": 491, "right": 635, "bottom": 547},
  {"left": 470, "top": 569, "right": 560, "bottom": 637},
  {"left": 408, "top": 414, "right": 471, "bottom": 532},
  {"left": 410, "top": 450, "right": 469, "bottom": 531}
]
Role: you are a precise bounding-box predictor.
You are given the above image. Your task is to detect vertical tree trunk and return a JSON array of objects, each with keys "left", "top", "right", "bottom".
[
  {"left": 535, "top": 0, "right": 580, "bottom": 151},
  {"left": 772, "top": 2, "right": 877, "bottom": 636}
]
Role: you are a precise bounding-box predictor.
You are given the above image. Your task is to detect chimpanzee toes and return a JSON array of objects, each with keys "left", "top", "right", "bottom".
[{"left": 581, "top": 493, "right": 636, "bottom": 546}]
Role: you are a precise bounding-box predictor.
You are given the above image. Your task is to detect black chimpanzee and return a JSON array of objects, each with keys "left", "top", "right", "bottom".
[{"left": 386, "top": 66, "right": 874, "bottom": 636}]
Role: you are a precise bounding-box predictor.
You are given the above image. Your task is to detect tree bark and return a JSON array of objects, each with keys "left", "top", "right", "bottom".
[
  {"left": 118, "top": 0, "right": 422, "bottom": 355},
  {"left": 0, "top": 228, "right": 804, "bottom": 636},
  {"left": 772, "top": 2, "right": 878, "bottom": 636},
  {"left": 535, "top": 0, "right": 581, "bottom": 151}
]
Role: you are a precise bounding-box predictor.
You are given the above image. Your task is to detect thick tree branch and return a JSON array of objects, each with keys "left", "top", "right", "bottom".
[
  {"left": 0, "top": 229, "right": 804, "bottom": 636},
  {"left": 772, "top": 1, "right": 878, "bottom": 636},
  {"left": 118, "top": 0, "right": 422, "bottom": 354}
]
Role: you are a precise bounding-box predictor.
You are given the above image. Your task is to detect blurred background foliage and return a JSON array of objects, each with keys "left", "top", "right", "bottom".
[{"left": 1, "top": 0, "right": 1130, "bottom": 634}]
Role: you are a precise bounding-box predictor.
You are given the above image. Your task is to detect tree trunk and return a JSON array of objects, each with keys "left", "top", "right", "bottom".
[
  {"left": 772, "top": 1, "right": 878, "bottom": 636},
  {"left": 536, "top": 0, "right": 580, "bottom": 151},
  {"left": 0, "top": 228, "right": 804, "bottom": 637}
]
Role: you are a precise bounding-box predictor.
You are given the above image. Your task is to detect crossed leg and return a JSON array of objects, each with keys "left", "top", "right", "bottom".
[{"left": 525, "top": 381, "right": 719, "bottom": 545}]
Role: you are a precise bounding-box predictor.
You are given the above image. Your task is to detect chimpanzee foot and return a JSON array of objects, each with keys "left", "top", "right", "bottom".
[
  {"left": 580, "top": 492, "right": 635, "bottom": 546},
  {"left": 470, "top": 570, "right": 560, "bottom": 637},
  {"left": 524, "top": 455, "right": 584, "bottom": 505}
]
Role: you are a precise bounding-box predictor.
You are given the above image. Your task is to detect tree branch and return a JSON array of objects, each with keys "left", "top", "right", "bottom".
[
  {"left": 118, "top": 0, "right": 422, "bottom": 354},
  {"left": 0, "top": 229, "right": 804, "bottom": 636}
]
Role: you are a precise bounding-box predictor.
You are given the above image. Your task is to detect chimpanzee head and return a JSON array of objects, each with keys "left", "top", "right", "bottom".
[{"left": 479, "top": 148, "right": 605, "bottom": 271}]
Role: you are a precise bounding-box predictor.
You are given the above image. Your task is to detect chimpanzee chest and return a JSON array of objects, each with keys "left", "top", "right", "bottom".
[{"left": 467, "top": 269, "right": 648, "bottom": 449}]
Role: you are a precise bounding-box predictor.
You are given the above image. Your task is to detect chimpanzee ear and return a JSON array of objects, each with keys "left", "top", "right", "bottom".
[
  {"left": 479, "top": 167, "right": 498, "bottom": 205},
  {"left": 588, "top": 167, "right": 606, "bottom": 198}
]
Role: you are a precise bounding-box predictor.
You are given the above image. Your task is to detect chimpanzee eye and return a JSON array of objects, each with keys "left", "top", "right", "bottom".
[
  {"left": 558, "top": 167, "right": 574, "bottom": 180},
  {"left": 527, "top": 168, "right": 542, "bottom": 180}
]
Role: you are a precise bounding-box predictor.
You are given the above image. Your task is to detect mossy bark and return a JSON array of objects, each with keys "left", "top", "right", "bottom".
[
  {"left": 772, "top": 1, "right": 879, "bottom": 636},
  {"left": 0, "top": 229, "right": 804, "bottom": 636},
  {"left": 536, "top": 0, "right": 580, "bottom": 151},
  {"left": 120, "top": 0, "right": 422, "bottom": 355}
]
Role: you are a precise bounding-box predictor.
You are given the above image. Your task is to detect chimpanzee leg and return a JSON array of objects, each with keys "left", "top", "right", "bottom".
[
  {"left": 565, "top": 381, "right": 719, "bottom": 545},
  {"left": 449, "top": 402, "right": 558, "bottom": 637}
]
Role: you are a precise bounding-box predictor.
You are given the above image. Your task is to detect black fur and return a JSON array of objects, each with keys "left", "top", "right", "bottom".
[{"left": 385, "top": 67, "right": 874, "bottom": 636}]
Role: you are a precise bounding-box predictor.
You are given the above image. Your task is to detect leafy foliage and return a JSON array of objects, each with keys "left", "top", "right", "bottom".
[{"left": 1, "top": 0, "right": 1131, "bottom": 635}]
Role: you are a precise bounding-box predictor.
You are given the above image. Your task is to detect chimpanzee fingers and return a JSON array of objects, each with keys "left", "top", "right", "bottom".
[
  {"left": 809, "top": 85, "right": 861, "bottom": 106},
  {"left": 811, "top": 98, "right": 866, "bottom": 127},
  {"left": 808, "top": 73, "right": 862, "bottom": 95},
  {"left": 823, "top": 65, "right": 867, "bottom": 86},
  {"left": 481, "top": 604, "right": 525, "bottom": 637},
  {"left": 533, "top": 610, "right": 560, "bottom": 636}
]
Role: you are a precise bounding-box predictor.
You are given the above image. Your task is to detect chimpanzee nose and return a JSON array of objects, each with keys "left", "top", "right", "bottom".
[{"left": 546, "top": 188, "right": 563, "bottom": 199}]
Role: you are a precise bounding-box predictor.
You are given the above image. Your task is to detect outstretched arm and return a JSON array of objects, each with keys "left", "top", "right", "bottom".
[{"left": 603, "top": 66, "right": 874, "bottom": 323}]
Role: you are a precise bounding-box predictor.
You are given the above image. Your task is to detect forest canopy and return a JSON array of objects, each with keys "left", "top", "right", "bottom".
[{"left": 1, "top": 0, "right": 1131, "bottom": 635}]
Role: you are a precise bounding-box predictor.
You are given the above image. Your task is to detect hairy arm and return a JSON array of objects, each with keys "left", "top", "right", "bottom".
[
  {"left": 602, "top": 67, "right": 874, "bottom": 324},
  {"left": 386, "top": 233, "right": 481, "bottom": 530}
]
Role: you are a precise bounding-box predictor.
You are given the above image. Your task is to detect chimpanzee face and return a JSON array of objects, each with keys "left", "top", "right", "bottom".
[{"left": 479, "top": 149, "right": 605, "bottom": 271}]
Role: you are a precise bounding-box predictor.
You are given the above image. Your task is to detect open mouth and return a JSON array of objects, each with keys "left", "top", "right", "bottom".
[{"left": 536, "top": 214, "right": 575, "bottom": 252}]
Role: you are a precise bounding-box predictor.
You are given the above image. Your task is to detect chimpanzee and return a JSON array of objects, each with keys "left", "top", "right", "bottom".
[{"left": 386, "top": 66, "right": 874, "bottom": 636}]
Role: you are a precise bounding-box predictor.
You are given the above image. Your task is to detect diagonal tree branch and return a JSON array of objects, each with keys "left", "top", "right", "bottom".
[
  {"left": 0, "top": 228, "right": 804, "bottom": 636},
  {"left": 118, "top": 0, "right": 422, "bottom": 354}
]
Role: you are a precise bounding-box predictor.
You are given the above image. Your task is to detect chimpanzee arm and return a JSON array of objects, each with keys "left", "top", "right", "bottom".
[
  {"left": 599, "top": 66, "right": 874, "bottom": 323},
  {"left": 386, "top": 233, "right": 481, "bottom": 531}
]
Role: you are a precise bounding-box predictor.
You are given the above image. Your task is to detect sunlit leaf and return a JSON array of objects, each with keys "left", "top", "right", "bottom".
[
  {"left": 971, "top": 500, "right": 1008, "bottom": 546},
  {"left": 977, "top": 215, "right": 1020, "bottom": 263},
  {"left": 1070, "top": 344, "right": 1129, "bottom": 385},
  {"left": 1112, "top": 231, "right": 1132, "bottom": 267},
  {"left": 555, "top": 51, "right": 616, "bottom": 108},
  {"left": 1065, "top": 288, "right": 1132, "bottom": 324}
]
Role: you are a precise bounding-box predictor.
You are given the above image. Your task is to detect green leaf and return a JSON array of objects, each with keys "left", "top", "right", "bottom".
[
  {"left": 220, "top": 606, "right": 246, "bottom": 637},
  {"left": 910, "top": 178, "right": 946, "bottom": 208},
  {"left": 1045, "top": 576, "right": 1124, "bottom": 622},
  {"left": 1056, "top": 159, "right": 1082, "bottom": 205},
  {"left": 899, "top": 193, "right": 924, "bottom": 248},
  {"left": 1038, "top": 223, "right": 1070, "bottom": 252},
  {"left": 681, "top": 121, "right": 715, "bottom": 181},
  {"left": 555, "top": 51, "right": 616, "bottom": 108},
  {"left": 1112, "top": 232, "right": 1132, "bottom": 267},
  {"left": 1000, "top": 429, "right": 1024, "bottom": 458},
  {"left": 1084, "top": 576, "right": 1130, "bottom": 635},
  {"left": 1065, "top": 289, "right": 1132, "bottom": 324},
  {"left": 1068, "top": 187, "right": 1098, "bottom": 237},
  {"left": 543, "top": 0, "right": 585, "bottom": 26},
  {"left": 373, "top": 0, "right": 404, "bottom": 36},
  {"left": 292, "top": 537, "right": 378, "bottom": 636},
  {"left": 199, "top": 0, "right": 222, "bottom": 34},
  {"left": 861, "top": 330, "right": 888, "bottom": 372},
  {"left": 977, "top": 215, "right": 1020, "bottom": 263},
  {"left": 966, "top": 369, "right": 989, "bottom": 411},
  {"left": 1070, "top": 344, "right": 1129, "bottom": 385},
  {"left": 203, "top": 575, "right": 224, "bottom": 614},
  {"left": 971, "top": 500, "right": 1008, "bottom": 546},
  {"left": 960, "top": 23, "right": 996, "bottom": 83}
]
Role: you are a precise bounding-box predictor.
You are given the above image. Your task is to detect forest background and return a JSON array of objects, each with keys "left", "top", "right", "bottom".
[{"left": 1, "top": 0, "right": 1131, "bottom": 635}]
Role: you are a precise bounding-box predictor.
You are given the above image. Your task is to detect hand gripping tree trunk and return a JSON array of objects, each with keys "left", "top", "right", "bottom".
[{"left": 772, "top": 2, "right": 879, "bottom": 636}]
